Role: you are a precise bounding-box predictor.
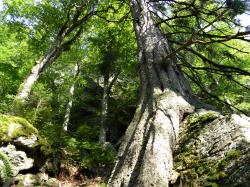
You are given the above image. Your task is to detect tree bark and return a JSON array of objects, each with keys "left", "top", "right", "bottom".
[
  {"left": 63, "top": 63, "right": 79, "bottom": 131},
  {"left": 99, "top": 72, "right": 120, "bottom": 143},
  {"left": 16, "top": 44, "right": 62, "bottom": 101},
  {"left": 107, "top": 0, "right": 250, "bottom": 186},
  {"left": 99, "top": 73, "right": 109, "bottom": 143},
  {"left": 108, "top": 0, "right": 196, "bottom": 186}
]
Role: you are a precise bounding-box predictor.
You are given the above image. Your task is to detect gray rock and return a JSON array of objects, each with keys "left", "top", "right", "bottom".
[
  {"left": 0, "top": 145, "right": 34, "bottom": 176},
  {"left": 173, "top": 111, "right": 250, "bottom": 186},
  {"left": 0, "top": 115, "right": 50, "bottom": 184},
  {"left": 14, "top": 134, "right": 38, "bottom": 148},
  {"left": 5, "top": 173, "right": 50, "bottom": 187}
]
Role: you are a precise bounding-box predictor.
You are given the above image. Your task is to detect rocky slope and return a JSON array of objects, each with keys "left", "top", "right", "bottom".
[
  {"left": 1, "top": 110, "right": 250, "bottom": 186},
  {"left": 172, "top": 110, "right": 250, "bottom": 187},
  {"left": 0, "top": 114, "right": 51, "bottom": 186}
]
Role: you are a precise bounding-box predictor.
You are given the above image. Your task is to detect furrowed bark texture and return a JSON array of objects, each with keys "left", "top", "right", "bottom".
[
  {"left": 108, "top": 1, "right": 250, "bottom": 186},
  {"left": 108, "top": 0, "right": 195, "bottom": 186}
]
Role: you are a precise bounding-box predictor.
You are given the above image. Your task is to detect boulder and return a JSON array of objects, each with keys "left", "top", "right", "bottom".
[
  {"left": 0, "top": 145, "right": 34, "bottom": 176},
  {"left": 173, "top": 110, "right": 250, "bottom": 187},
  {"left": 0, "top": 114, "right": 50, "bottom": 185},
  {"left": 5, "top": 173, "right": 60, "bottom": 187}
]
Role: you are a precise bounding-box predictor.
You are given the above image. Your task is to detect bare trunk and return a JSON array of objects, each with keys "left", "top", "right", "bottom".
[
  {"left": 63, "top": 63, "right": 79, "bottom": 131},
  {"left": 99, "top": 72, "right": 120, "bottom": 143},
  {"left": 33, "top": 99, "right": 43, "bottom": 122},
  {"left": 99, "top": 74, "right": 109, "bottom": 143},
  {"left": 108, "top": 1, "right": 195, "bottom": 186},
  {"left": 16, "top": 46, "right": 62, "bottom": 101}
]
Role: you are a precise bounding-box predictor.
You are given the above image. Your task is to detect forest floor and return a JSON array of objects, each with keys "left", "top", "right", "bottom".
[{"left": 59, "top": 176, "right": 103, "bottom": 187}]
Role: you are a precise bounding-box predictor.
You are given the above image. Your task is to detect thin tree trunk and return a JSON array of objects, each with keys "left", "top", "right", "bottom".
[
  {"left": 33, "top": 98, "right": 43, "bottom": 122},
  {"left": 16, "top": 2, "right": 96, "bottom": 101},
  {"left": 99, "top": 72, "right": 120, "bottom": 143},
  {"left": 16, "top": 45, "right": 62, "bottom": 101},
  {"left": 108, "top": 1, "right": 197, "bottom": 186},
  {"left": 63, "top": 63, "right": 79, "bottom": 131},
  {"left": 99, "top": 74, "right": 109, "bottom": 143}
]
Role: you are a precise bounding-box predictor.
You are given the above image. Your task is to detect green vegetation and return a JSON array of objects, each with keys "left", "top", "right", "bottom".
[
  {"left": 174, "top": 112, "right": 243, "bottom": 187},
  {"left": 0, "top": 0, "right": 249, "bottom": 185},
  {"left": 0, "top": 114, "right": 38, "bottom": 143},
  {"left": 0, "top": 151, "right": 13, "bottom": 183},
  {"left": 0, "top": 114, "right": 51, "bottom": 156},
  {"left": 174, "top": 149, "right": 241, "bottom": 187}
]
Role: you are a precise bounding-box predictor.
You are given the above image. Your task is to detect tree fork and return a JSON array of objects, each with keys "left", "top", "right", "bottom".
[{"left": 15, "top": 2, "right": 97, "bottom": 102}]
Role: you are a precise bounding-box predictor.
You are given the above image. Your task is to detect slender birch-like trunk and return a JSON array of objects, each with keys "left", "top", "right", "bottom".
[
  {"left": 63, "top": 63, "right": 79, "bottom": 132},
  {"left": 16, "top": 2, "right": 97, "bottom": 101},
  {"left": 17, "top": 44, "right": 63, "bottom": 101},
  {"left": 99, "top": 74, "right": 109, "bottom": 143},
  {"left": 99, "top": 72, "right": 120, "bottom": 143}
]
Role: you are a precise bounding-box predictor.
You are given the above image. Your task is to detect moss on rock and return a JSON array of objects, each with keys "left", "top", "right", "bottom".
[
  {"left": 175, "top": 145, "right": 241, "bottom": 186},
  {"left": 0, "top": 114, "right": 51, "bottom": 157},
  {"left": 0, "top": 114, "right": 38, "bottom": 144},
  {"left": 177, "top": 111, "right": 219, "bottom": 150},
  {"left": 173, "top": 110, "right": 246, "bottom": 187}
]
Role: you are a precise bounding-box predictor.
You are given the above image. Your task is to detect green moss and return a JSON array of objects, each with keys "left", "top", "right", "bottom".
[
  {"left": 0, "top": 114, "right": 38, "bottom": 144},
  {"left": 217, "top": 150, "right": 241, "bottom": 170},
  {"left": 100, "top": 183, "right": 108, "bottom": 187},
  {"left": 177, "top": 112, "right": 219, "bottom": 151},
  {"left": 187, "top": 111, "right": 218, "bottom": 127},
  {"left": 0, "top": 114, "right": 51, "bottom": 155},
  {"left": 224, "top": 149, "right": 241, "bottom": 159},
  {"left": 36, "top": 136, "right": 52, "bottom": 156},
  {"left": 0, "top": 150, "right": 13, "bottom": 182},
  {"left": 174, "top": 146, "right": 242, "bottom": 186},
  {"left": 174, "top": 111, "right": 241, "bottom": 187}
]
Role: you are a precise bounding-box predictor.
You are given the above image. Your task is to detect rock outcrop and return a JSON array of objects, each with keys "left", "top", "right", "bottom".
[
  {"left": 173, "top": 110, "right": 250, "bottom": 187},
  {"left": 0, "top": 114, "right": 50, "bottom": 186},
  {"left": 11, "top": 173, "right": 60, "bottom": 187}
]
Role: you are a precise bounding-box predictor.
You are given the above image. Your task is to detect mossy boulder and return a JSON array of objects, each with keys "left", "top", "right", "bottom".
[
  {"left": 0, "top": 114, "right": 38, "bottom": 144},
  {"left": 0, "top": 114, "right": 51, "bottom": 185},
  {"left": 173, "top": 110, "right": 250, "bottom": 187}
]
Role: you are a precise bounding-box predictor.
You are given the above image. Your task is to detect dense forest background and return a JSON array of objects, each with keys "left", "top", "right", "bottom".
[{"left": 0, "top": 0, "right": 250, "bottom": 186}]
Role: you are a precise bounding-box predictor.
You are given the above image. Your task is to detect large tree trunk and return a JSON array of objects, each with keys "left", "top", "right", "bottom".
[
  {"left": 108, "top": 0, "right": 197, "bottom": 186},
  {"left": 108, "top": 0, "right": 250, "bottom": 187}
]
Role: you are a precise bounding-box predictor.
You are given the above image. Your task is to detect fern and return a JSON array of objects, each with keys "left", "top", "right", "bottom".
[{"left": 0, "top": 150, "right": 13, "bottom": 183}]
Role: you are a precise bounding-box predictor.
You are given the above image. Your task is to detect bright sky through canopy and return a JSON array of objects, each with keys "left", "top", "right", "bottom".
[
  {"left": 237, "top": 13, "right": 250, "bottom": 27},
  {"left": 0, "top": 0, "right": 249, "bottom": 27}
]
